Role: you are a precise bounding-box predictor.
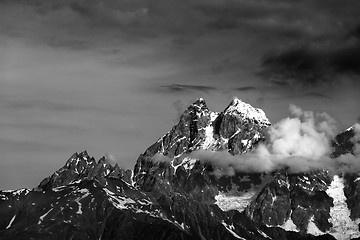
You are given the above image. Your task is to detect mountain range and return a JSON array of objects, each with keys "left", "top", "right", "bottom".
[{"left": 0, "top": 97, "right": 359, "bottom": 240}]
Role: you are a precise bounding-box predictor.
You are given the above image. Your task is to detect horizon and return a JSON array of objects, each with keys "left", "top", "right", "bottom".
[{"left": 1, "top": 0, "right": 360, "bottom": 190}]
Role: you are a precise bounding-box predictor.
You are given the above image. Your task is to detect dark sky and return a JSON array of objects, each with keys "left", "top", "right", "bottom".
[{"left": 1, "top": 0, "right": 360, "bottom": 189}]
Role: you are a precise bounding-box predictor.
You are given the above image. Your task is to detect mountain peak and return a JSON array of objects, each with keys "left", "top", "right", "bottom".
[
  {"left": 225, "top": 97, "right": 270, "bottom": 126},
  {"left": 8, "top": 97, "right": 359, "bottom": 240},
  {"left": 189, "top": 97, "right": 208, "bottom": 110},
  {"left": 331, "top": 123, "right": 360, "bottom": 158},
  {"left": 134, "top": 96, "right": 272, "bottom": 188},
  {"left": 228, "top": 97, "right": 242, "bottom": 106},
  {"left": 78, "top": 150, "right": 90, "bottom": 159},
  {"left": 345, "top": 123, "right": 360, "bottom": 132},
  {"left": 194, "top": 97, "right": 206, "bottom": 104},
  {"left": 179, "top": 98, "right": 209, "bottom": 119},
  {"left": 38, "top": 151, "right": 133, "bottom": 190}
]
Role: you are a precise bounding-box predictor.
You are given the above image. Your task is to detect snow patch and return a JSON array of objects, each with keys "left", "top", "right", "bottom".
[
  {"left": 169, "top": 136, "right": 186, "bottom": 149},
  {"left": 225, "top": 98, "right": 270, "bottom": 126},
  {"left": 103, "top": 188, "right": 136, "bottom": 210},
  {"left": 76, "top": 201, "right": 82, "bottom": 214},
  {"left": 181, "top": 157, "right": 197, "bottom": 171},
  {"left": 345, "top": 125, "right": 355, "bottom": 132},
  {"left": 171, "top": 159, "right": 181, "bottom": 173},
  {"left": 201, "top": 124, "right": 215, "bottom": 149},
  {"left": 326, "top": 175, "right": 360, "bottom": 240},
  {"left": 0, "top": 194, "right": 8, "bottom": 200},
  {"left": 75, "top": 189, "right": 91, "bottom": 201},
  {"left": 174, "top": 220, "right": 186, "bottom": 230},
  {"left": 257, "top": 229, "right": 271, "bottom": 239},
  {"left": 6, "top": 215, "right": 16, "bottom": 229},
  {"left": 38, "top": 208, "right": 53, "bottom": 224},
  {"left": 200, "top": 111, "right": 219, "bottom": 149},
  {"left": 307, "top": 216, "right": 324, "bottom": 235},
  {"left": 221, "top": 221, "right": 246, "bottom": 240},
  {"left": 281, "top": 217, "right": 299, "bottom": 232},
  {"left": 5, "top": 188, "right": 30, "bottom": 196},
  {"left": 215, "top": 191, "right": 255, "bottom": 212},
  {"left": 137, "top": 198, "right": 152, "bottom": 206},
  {"left": 52, "top": 186, "right": 67, "bottom": 192},
  {"left": 241, "top": 139, "right": 248, "bottom": 146}
]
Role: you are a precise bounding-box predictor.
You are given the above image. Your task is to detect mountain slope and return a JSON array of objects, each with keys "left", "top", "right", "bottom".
[{"left": 1, "top": 98, "right": 358, "bottom": 240}]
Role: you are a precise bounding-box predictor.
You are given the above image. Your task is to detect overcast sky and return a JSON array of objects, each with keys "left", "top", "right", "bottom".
[{"left": 1, "top": 0, "right": 360, "bottom": 189}]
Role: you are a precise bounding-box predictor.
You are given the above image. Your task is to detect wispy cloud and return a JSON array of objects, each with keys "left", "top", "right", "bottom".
[
  {"left": 0, "top": 94, "right": 127, "bottom": 116},
  {"left": 302, "top": 92, "right": 332, "bottom": 100},
  {"left": 235, "top": 86, "right": 257, "bottom": 92},
  {"left": 161, "top": 84, "right": 216, "bottom": 93},
  {"left": 285, "top": 92, "right": 332, "bottom": 100}
]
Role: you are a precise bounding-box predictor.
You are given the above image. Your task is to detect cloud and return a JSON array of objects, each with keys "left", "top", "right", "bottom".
[
  {"left": 259, "top": 24, "right": 360, "bottom": 87},
  {"left": 3, "top": 0, "right": 360, "bottom": 91},
  {"left": 269, "top": 104, "right": 338, "bottom": 156},
  {"left": 151, "top": 153, "right": 173, "bottom": 163},
  {"left": 2, "top": 0, "right": 360, "bottom": 189},
  {"left": 276, "top": 92, "right": 332, "bottom": 102},
  {"left": 47, "top": 39, "right": 90, "bottom": 50},
  {"left": 301, "top": 92, "right": 331, "bottom": 100},
  {"left": 172, "top": 100, "right": 186, "bottom": 118},
  {"left": 3, "top": 0, "right": 357, "bottom": 49},
  {"left": 0, "top": 0, "right": 152, "bottom": 48},
  {"left": 161, "top": 84, "right": 216, "bottom": 93},
  {"left": 104, "top": 152, "right": 118, "bottom": 165},
  {"left": 190, "top": 105, "right": 360, "bottom": 175},
  {"left": 235, "top": 86, "right": 257, "bottom": 92}
]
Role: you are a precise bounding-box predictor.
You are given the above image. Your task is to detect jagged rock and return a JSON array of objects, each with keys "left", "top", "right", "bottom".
[
  {"left": 133, "top": 98, "right": 270, "bottom": 197},
  {"left": 39, "top": 151, "right": 132, "bottom": 190},
  {"left": 1, "top": 98, "right": 359, "bottom": 240},
  {"left": 343, "top": 173, "right": 360, "bottom": 220},
  {"left": 246, "top": 171, "right": 292, "bottom": 226},
  {"left": 331, "top": 125, "right": 359, "bottom": 157}
]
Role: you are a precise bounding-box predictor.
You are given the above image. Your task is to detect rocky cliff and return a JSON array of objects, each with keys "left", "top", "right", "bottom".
[{"left": 1, "top": 98, "right": 358, "bottom": 240}]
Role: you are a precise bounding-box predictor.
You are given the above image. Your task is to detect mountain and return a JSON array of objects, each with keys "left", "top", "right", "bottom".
[{"left": 0, "top": 97, "right": 358, "bottom": 240}]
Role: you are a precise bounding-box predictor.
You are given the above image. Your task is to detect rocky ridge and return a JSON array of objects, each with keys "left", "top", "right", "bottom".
[{"left": 0, "top": 97, "right": 359, "bottom": 240}]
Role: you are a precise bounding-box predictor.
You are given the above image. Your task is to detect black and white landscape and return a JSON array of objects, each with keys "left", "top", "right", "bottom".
[
  {"left": 1, "top": 98, "right": 360, "bottom": 239},
  {"left": 1, "top": 0, "right": 360, "bottom": 239}
]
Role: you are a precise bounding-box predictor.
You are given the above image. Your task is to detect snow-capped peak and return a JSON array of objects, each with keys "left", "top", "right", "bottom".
[
  {"left": 224, "top": 98, "right": 270, "bottom": 126},
  {"left": 345, "top": 123, "right": 360, "bottom": 133},
  {"left": 345, "top": 125, "right": 355, "bottom": 132}
]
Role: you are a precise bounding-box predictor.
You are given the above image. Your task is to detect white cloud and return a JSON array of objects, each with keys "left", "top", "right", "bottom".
[{"left": 190, "top": 105, "right": 360, "bottom": 175}]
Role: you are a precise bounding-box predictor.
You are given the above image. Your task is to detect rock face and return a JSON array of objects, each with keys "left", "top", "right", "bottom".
[
  {"left": 246, "top": 170, "right": 333, "bottom": 232},
  {"left": 38, "top": 151, "right": 133, "bottom": 190},
  {"left": 133, "top": 98, "right": 269, "bottom": 199},
  {"left": 0, "top": 97, "right": 358, "bottom": 240},
  {"left": 331, "top": 125, "right": 358, "bottom": 158},
  {"left": 244, "top": 125, "right": 360, "bottom": 239}
]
